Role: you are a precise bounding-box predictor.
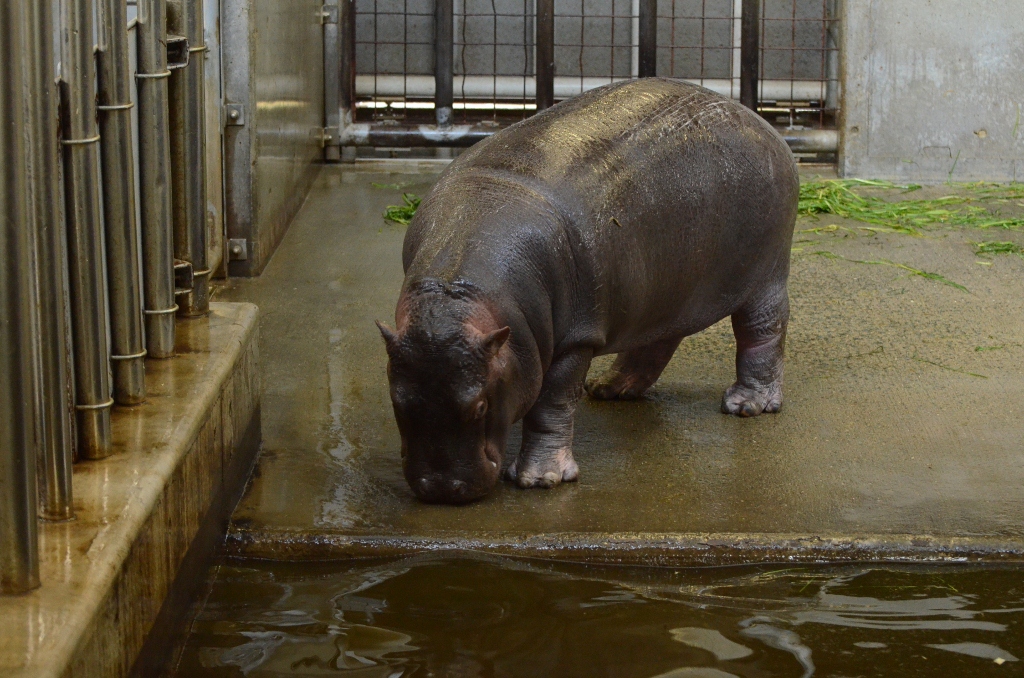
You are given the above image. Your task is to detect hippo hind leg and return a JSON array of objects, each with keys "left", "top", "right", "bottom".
[
  {"left": 585, "top": 337, "right": 682, "bottom": 400},
  {"left": 722, "top": 286, "right": 789, "bottom": 417}
]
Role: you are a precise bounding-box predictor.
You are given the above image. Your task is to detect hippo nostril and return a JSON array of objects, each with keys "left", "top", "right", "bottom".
[{"left": 449, "top": 479, "right": 467, "bottom": 496}]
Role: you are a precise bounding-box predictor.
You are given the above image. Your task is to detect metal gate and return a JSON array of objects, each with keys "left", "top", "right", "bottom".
[{"left": 323, "top": 0, "right": 839, "bottom": 158}]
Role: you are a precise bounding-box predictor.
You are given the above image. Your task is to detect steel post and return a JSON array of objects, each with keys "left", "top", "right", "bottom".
[
  {"left": 323, "top": 0, "right": 341, "bottom": 161},
  {"left": 137, "top": 0, "right": 178, "bottom": 357},
  {"left": 169, "top": 0, "right": 210, "bottom": 317},
  {"left": 1, "top": 0, "right": 42, "bottom": 594},
  {"left": 98, "top": 0, "right": 148, "bottom": 405},
  {"left": 61, "top": 0, "right": 115, "bottom": 459},
  {"left": 740, "top": 0, "right": 760, "bottom": 111},
  {"left": 536, "top": 0, "right": 554, "bottom": 110},
  {"left": 825, "top": 0, "right": 840, "bottom": 111},
  {"left": 29, "top": 0, "right": 75, "bottom": 519},
  {"left": 434, "top": 0, "right": 454, "bottom": 126},
  {"left": 638, "top": 0, "right": 657, "bottom": 77}
]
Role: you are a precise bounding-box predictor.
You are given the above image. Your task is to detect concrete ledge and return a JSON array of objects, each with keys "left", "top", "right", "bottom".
[
  {"left": 0, "top": 302, "right": 260, "bottom": 678},
  {"left": 224, "top": 529, "right": 1024, "bottom": 567}
]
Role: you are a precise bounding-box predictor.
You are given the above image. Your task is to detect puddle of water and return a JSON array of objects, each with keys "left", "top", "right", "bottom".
[{"left": 173, "top": 555, "right": 1023, "bottom": 677}]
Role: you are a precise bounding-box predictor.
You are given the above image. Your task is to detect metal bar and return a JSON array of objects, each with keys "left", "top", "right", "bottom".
[
  {"left": 824, "top": 0, "right": 840, "bottom": 110},
  {"left": 434, "top": 0, "right": 454, "bottom": 126},
  {"left": 29, "top": 0, "right": 75, "bottom": 520},
  {"left": 355, "top": 74, "right": 828, "bottom": 101},
  {"left": 169, "top": 0, "right": 210, "bottom": 317},
  {"left": 334, "top": 123, "right": 838, "bottom": 153},
  {"left": 137, "top": 0, "right": 178, "bottom": 357},
  {"left": 324, "top": 0, "right": 341, "bottom": 161},
  {"left": 61, "top": 0, "right": 115, "bottom": 459},
  {"left": 637, "top": 0, "right": 656, "bottom": 77},
  {"left": 740, "top": 0, "right": 760, "bottom": 110},
  {"left": 1, "top": 0, "right": 42, "bottom": 594},
  {"left": 340, "top": 0, "right": 355, "bottom": 117},
  {"left": 535, "top": 0, "right": 554, "bottom": 110},
  {"left": 98, "top": 0, "right": 147, "bottom": 405}
]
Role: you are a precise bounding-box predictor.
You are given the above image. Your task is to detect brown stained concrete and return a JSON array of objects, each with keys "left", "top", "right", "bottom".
[
  {"left": 0, "top": 303, "right": 260, "bottom": 678},
  {"left": 220, "top": 165, "right": 1024, "bottom": 564}
]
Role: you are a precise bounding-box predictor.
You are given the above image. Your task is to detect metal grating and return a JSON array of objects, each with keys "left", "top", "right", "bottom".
[{"left": 349, "top": 0, "right": 838, "bottom": 140}]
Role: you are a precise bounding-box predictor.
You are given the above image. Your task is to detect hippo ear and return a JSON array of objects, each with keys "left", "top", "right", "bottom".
[
  {"left": 375, "top": 320, "right": 399, "bottom": 352},
  {"left": 479, "top": 326, "right": 511, "bottom": 358}
]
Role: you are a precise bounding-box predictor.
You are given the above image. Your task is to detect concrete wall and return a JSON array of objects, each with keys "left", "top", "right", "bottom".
[
  {"left": 223, "top": 0, "right": 324, "bottom": 276},
  {"left": 840, "top": 0, "right": 1024, "bottom": 181}
]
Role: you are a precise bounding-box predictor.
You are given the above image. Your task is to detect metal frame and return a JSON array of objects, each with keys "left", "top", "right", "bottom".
[{"left": 327, "top": 0, "right": 839, "bottom": 155}]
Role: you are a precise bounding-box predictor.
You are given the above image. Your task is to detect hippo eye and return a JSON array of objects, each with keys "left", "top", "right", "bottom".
[{"left": 473, "top": 400, "right": 487, "bottom": 419}]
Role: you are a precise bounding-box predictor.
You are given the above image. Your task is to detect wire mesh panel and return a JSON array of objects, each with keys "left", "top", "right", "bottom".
[
  {"left": 453, "top": 0, "right": 534, "bottom": 123},
  {"left": 354, "top": 0, "right": 435, "bottom": 122},
  {"left": 350, "top": 0, "right": 838, "bottom": 133}
]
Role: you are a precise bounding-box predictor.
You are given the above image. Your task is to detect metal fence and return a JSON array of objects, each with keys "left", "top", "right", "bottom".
[
  {"left": 1, "top": 0, "right": 212, "bottom": 594},
  {"left": 330, "top": 0, "right": 839, "bottom": 155}
]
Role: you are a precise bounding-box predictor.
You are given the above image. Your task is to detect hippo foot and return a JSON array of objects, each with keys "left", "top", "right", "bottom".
[
  {"left": 584, "top": 370, "right": 652, "bottom": 400},
  {"left": 721, "top": 381, "right": 783, "bottom": 417},
  {"left": 505, "top": 448, "right": 579, "bottom": 489}
]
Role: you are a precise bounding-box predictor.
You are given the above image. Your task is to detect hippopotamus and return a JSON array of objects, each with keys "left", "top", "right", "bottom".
[{"left": 377, "top": 77, "right": 799, "bottom": 504}]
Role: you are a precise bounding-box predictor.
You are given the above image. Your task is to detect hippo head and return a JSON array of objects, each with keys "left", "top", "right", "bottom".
[{"left": 377, "top": 307, "right": 512, "bottom": 504}]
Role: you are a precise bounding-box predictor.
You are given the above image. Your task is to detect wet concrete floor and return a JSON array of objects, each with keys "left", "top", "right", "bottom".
[{"left": 216, "top": 165, "right": 1024, "bottom": 558}]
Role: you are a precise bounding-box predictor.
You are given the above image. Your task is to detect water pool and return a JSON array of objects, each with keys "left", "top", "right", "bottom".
[{"left": 172, "top": 555, "right": 1022, "bottom": 677}]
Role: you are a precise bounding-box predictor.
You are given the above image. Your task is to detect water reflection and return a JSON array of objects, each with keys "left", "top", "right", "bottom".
[{"left": 176, "top": 556, "right": 1024, "bottom": 677}]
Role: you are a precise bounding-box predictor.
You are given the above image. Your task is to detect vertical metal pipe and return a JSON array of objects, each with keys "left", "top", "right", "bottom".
[
  {"left": 1, "top": 0, "right": 42, "bottom": 594},
  {"left": 61, "top": 0, "right": 115, "bottom": 459},
  {"left": 340, "top": 0, "right": 355, "bottom": 119},
  {"left": 137, "top": 0, "right": 178, "bottom": 358},
  {"left": 168, "top": 0, "right": 210, "bottom": 318},
  {"left": 637, "top": 0, "right": 656, "bottom": 77},
  {"left": 98, "top": 0, "right": 148, "bottom": 405},
  {"left": 323, "top": 0, "right": 341, "bottom": 161},
  {"left": 435, "top": 0, "right": 454, "bottom": 126},
  {"left": 29, "top": 0, "right": 76, "bottom": 519},
  {"left": 824, "top": 0, "right": 840, "bottom": 111},
  {"left": 740, "top": 0, "right": 760, "bottom": 111},
  {"left": 535, "top": 0, "right": 554, "bottom": 110}
]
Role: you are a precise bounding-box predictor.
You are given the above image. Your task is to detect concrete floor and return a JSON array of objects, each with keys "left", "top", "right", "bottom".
[{"left": 219, "top": 165, "right": 1024, "bottom": 562}]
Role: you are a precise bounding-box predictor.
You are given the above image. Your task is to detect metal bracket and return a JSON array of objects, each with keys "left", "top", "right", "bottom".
[
  {"left": 227, "top": 238, "right": 248, "bottom": 261},
  {"left": 173, "top": 259, "right": 194, "bottom": 296},
  {"left": 321, "top": 126, "right": 339, "bottom": 147},
  {"left": 224, "top": 103, "right": 245, "bottom": 127},
  {"left": 167, "top": 34, "right": 190, "bottom": 70},
  {"left": 320, "top": 4, "right": 339, "bottom": 24}
]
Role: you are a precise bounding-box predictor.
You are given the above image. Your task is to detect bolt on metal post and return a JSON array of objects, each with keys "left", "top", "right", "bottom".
[
  {"left": 1, "top": 0, "right": 42, "bottom": 594},
  {"left": 61, "top": 0, "right": 115, "bottom": 459},
  {"left": 29, "top": 0, "right": 75, "bottom": 520},
  {"left": 137, "top": 0, "right": 179, "bottom": 357},
  {"left": 98, "top": 0, "right": 148, "bottom": 405},
  {"left": 169, "top": 0, "right": 210, "bottom": 317}
]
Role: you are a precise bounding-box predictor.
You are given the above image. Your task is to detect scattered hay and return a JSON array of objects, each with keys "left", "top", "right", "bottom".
[
  {"left": 799, "top": 179, "right": 1024, "bottom": 232},
  {"left": 810, "top": 250, "right": 968, "bottom": 292},
  {"left": 383, "top": 193, "right": 421, "bottom": 225},
  {"left": 973, "top": 240, "right": 1024, "bottom": 258}
]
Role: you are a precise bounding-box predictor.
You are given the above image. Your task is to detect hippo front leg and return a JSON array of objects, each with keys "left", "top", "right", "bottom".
[
  {"left": 722, "top": 287, "right": 789, "bottom": 417},
  {"left": 507, "top": 349, "right": 594, "bottom": 489}
]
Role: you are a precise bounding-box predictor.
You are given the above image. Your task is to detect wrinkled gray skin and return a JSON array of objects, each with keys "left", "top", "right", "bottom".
[{"left": 378, "top": 78, "right": 799, "bottom": 504}]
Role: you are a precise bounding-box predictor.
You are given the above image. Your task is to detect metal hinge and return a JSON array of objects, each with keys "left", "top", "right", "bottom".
[
  {"left": 320, "top": 5, "right": 338, "bottom": 24},
  {"left": 227, "top": 238, "right": 248, "bottom": 261},
  {"left": 224, "top": 103, "right": 245, "bottom": 127}
]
